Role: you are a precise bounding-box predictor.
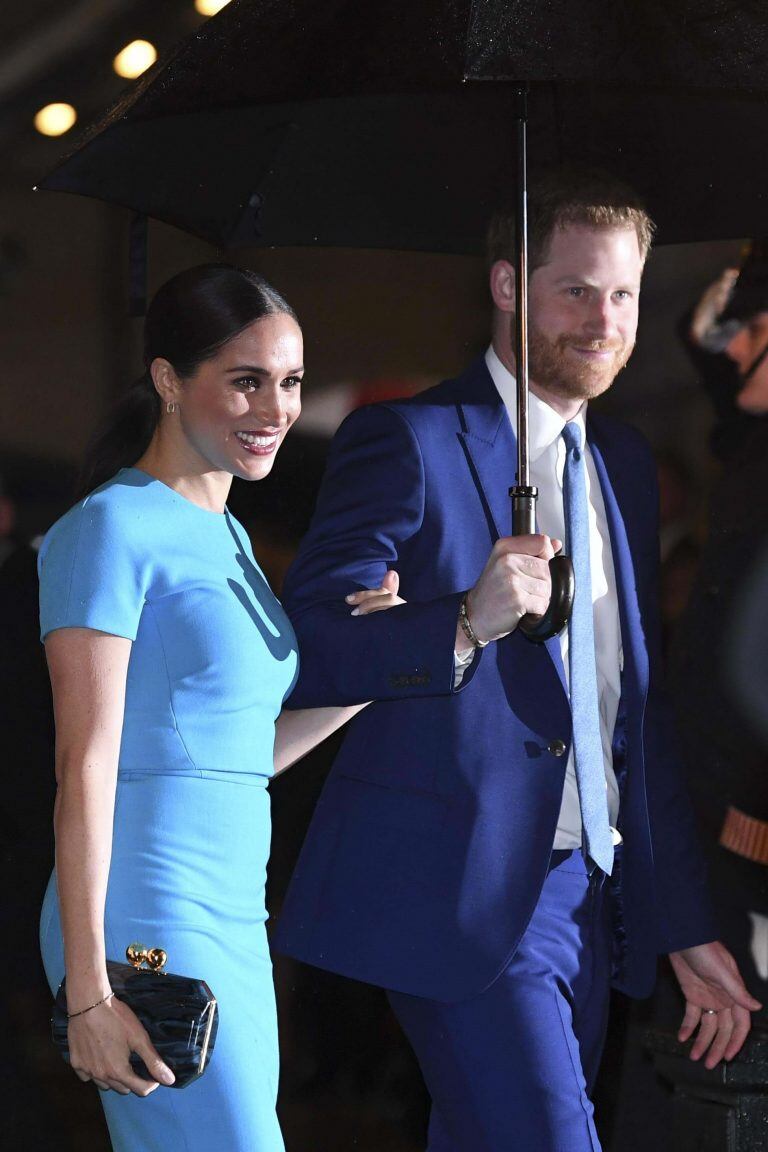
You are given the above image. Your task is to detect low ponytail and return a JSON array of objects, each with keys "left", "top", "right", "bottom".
[
  {"left": 75, "top": 262, "right": 297, "bottom": 501},
  {"left": 75, "top": 373, "right": 160, "bottom": 500}
]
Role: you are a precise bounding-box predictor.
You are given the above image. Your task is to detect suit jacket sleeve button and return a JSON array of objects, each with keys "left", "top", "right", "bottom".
[{"left": 548, "top": 739, "right": 567, "bottom": 757}]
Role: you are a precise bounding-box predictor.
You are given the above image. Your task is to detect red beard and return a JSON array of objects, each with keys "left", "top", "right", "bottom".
[{"left": 526, "top": 326, "right": 633, "bottom": 402}]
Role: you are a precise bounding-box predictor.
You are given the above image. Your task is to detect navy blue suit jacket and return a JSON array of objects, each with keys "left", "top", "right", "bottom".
[{"left": 274, "top": 357, "right": 717, "bottom": 1002}]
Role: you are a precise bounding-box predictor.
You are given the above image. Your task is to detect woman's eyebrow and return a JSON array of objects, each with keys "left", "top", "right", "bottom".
[{"left": 225, "top": 364, "right": 305, "bottom": 374}]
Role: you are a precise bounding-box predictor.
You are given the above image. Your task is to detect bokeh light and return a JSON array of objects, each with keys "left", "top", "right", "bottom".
[
  {"left": 113, "top": 39, "right": 158, "bottom": 80},
  {"left": 194, "top": 0, "right": 232, "bottom": 16},
  {"left": 33, "top": 103, "right": 77, "bottom": 137}
]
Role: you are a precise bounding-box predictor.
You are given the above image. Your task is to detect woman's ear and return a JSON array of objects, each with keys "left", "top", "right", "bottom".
[{"left": 149, "top": 358, "right": 183, "bottom": 409}]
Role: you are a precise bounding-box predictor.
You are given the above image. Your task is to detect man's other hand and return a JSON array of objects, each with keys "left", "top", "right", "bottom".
[{"left": 670, "top": 940, "right": 762, "bottom": 1069}]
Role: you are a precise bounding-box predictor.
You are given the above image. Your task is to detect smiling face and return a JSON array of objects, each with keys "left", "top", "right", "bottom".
[
  {"left": 155, "top": 312, "right": 303, "bottom": 482},
  {"left": 492, "top": 222, "right": 644, "bottom": 417},
  {"left": 724, "top": 312, "right": 768, "bottom": 414},
  {"left": 526, "top": 224, "right": 643, "bottom": 409}
]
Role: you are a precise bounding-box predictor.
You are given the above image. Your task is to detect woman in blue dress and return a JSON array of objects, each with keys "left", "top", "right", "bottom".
[{"left": 38, "top": 265, "right": 399, "bottom": 1151}]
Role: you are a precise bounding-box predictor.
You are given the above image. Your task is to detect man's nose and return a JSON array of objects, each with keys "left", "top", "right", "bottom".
[{"left": 582, "top": 298, "right": 613, "bottom": 338}]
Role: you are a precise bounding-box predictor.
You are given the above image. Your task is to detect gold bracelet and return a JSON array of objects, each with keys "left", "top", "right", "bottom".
[
  {"left": 459, "top": 592, "right": 489, "bottom": 648},
  {"left": 67, "top": 991, "right": 114, "bottom": 1020}
]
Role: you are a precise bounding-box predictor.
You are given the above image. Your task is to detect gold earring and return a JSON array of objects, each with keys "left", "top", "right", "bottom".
[{"left": 166, "top": 401, "right": 177, "bottom": 414}]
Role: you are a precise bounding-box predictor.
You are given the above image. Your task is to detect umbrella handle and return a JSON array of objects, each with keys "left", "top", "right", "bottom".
[
  {"left": 510, "top": 484, "right": 574, "bottom": 643},
  {"left": 518, "top": 554, "right": 575, "bottom": 643}
]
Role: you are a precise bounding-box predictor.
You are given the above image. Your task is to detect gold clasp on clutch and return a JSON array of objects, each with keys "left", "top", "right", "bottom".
[{"left": 126, "top": 942, "right": 168, "bottom": 972}]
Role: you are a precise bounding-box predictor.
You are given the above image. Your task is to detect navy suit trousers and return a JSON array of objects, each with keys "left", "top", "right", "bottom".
[{"left": 388, "top": 851, "right": 612, "bottom": 1152}]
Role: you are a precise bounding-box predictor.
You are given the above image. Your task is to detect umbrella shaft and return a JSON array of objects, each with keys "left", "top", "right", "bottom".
[{"left": 515, "top": 94, "right": 529, "bottom": 489}]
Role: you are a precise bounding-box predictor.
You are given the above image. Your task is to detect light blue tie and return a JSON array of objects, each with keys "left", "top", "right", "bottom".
[{"left": 562, "top": 421, "right": 614, "bottom": 875}]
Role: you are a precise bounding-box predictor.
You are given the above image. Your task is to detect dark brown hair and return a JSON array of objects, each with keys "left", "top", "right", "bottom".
[{"left": 77, "top": 264, "right": 298, "bottom": 499}]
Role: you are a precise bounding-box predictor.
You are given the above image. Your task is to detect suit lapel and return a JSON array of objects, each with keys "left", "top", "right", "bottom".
[
  {"left": 456, "top": 362, "right": 518, "bottom": 543},
  {"left": 587, "top": 419, "right": 650, "bottom": 701},
  {"left": 457, "top": 359, "right": 568, "bottom": 696}
]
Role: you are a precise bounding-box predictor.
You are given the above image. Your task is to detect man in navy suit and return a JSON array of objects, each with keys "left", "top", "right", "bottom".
[{"left": 275, "top": 172, "right": 760, "bottom": 1151}]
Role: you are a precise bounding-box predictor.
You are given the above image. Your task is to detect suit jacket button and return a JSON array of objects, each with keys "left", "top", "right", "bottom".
[{"left": 548, "top": 739, "right": 567, "bottom": 757}]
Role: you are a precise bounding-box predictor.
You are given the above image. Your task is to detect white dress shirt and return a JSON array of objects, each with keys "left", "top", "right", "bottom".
[{"left": 481, "top": 346, "right": 624, "bottom": 849}]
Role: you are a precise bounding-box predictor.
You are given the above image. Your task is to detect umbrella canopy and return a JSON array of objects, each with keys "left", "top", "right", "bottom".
[{"left": 40, "top": 0, "right": 768, "bottom": 251}]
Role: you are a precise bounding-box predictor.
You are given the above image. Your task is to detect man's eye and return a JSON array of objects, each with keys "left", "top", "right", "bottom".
[
  {"left": 567, "top": 287, "right": 584, "bottom": 298},
  {"left": 613, "top": 290, "right": 632, "bottom": 301}
]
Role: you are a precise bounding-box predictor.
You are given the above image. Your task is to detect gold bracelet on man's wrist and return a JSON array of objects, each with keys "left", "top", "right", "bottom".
[{"left": 459, "top": 592, "right": 489, "bottom": 649}]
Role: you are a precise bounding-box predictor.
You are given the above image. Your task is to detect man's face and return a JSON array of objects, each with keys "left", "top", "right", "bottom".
[
  {"left": 724, "top": 312, "right": 768, "bottom": 414},
  {"left": 523, "top": 223, "right": 644, "bottom": 406}
]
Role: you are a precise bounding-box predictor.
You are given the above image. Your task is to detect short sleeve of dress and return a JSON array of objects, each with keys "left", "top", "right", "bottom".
[{"left": 38, "top": 495, "right": 150, "bottom": 642}]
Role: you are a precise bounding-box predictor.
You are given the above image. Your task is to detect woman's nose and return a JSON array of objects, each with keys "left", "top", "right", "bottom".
[{"left": 251, "top": 388, "right": 285, "bottom": 425}]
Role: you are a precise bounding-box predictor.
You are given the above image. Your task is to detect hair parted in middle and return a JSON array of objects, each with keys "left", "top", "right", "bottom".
[{"left": 487, "top": 167, "right": 656, "bottom": 273}]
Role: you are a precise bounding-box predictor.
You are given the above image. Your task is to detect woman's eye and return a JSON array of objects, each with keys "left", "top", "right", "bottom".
[
  {"left": 235, "top": 377, "right": 259, "bottom": 391},
  {"left": 282, "top": 375, "right": 303, "bottom": 389}
]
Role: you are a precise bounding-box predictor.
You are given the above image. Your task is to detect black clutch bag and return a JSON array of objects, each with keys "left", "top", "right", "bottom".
[{"left": 52, "top": 944, "right": 219, "bottom": 1089}]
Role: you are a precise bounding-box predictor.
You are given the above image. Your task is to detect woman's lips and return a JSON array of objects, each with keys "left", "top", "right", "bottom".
[{"left": 234, "top": 430, "right": 280, "bottom": 455}]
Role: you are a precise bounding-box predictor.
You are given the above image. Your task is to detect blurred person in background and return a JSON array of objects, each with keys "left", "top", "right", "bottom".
[
  {"left": 669, "top": 241, "right": 768, "bottom": 1005},
  {"left": 726, "top": 538, "right": 768, "bottom": 762}
]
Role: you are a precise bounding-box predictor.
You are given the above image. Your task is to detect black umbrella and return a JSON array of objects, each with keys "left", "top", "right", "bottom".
[
  {"left": 40, "top": 0, "right": 768, "bottom": 250},
  {"left": 39, "top": 0, "right": 768, "bottom": 636}
]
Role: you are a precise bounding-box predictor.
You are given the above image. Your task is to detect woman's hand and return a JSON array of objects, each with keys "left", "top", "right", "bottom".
[
  {"left": 346, "top": 569, "right": 405, "bottom": 615},
  {"left": 68, "top": 995, "right": 175, "bottom": 1096}
]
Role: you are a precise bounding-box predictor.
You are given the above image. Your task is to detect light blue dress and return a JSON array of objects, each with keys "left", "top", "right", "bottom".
[{"left": 38, "top": 467, "right": 298, "bottom": 1152}]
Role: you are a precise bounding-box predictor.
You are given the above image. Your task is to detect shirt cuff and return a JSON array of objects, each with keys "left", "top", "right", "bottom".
[{"left": 453, "top": 647, "right": 476, "bottom": 688}]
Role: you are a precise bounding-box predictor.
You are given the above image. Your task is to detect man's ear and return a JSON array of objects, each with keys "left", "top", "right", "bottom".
[{"left": 489, "top": 260, "right": 516, "bottom": 314}]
